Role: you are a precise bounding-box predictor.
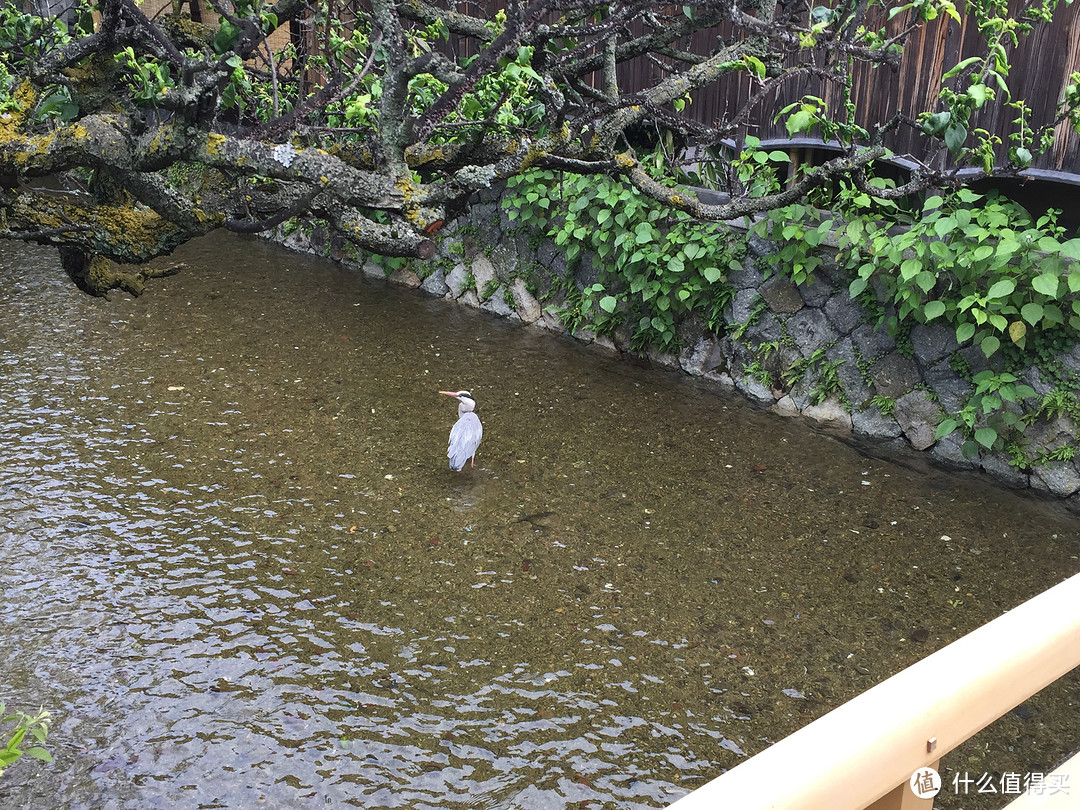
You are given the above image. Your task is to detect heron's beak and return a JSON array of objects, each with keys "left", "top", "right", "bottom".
[{"left": 438, "top": 391, "right": 460, "bottom": 398}]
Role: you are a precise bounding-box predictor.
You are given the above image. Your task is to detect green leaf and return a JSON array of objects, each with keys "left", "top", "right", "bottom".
[
  {"left": 923, "top": 300, "right": 946, "bottom": 320},
  {"left": 933, "top": 216, "right": 956, "bottom": 237},
  {"left": 634, "top": 222, "right": 654, "bottom": 245},
  {"left": 967, "top": 83, "right": 990, "bottom": 108},
  {"left": 934, "top": 418, "right": 960, "bottom": 440},
  {"left": 786, "top": 109, "right": 813, "bottom": 136},
  {"left": 702, "top": 266, "right": 723, "bottom": 283},
  {"left": 1032, "top": 273, "right": 1060, "bottom": 297},
  {"left": 956, "top": 322, "right": 975, "bottom": 344},
  {"left": 986, "top": 278, "right": 1016, "bottom": 299},
  {"left": 596, "top": 209, "right": 611, "bottom": 226},
  {"left": 743, "top": 54, "right": 765, "bottom": 78},
  {"left": 916, "top": 271, "right": 936, "bottom": 293},
  {"left": 1020, "top": 302, "right": 1043, "bottom": 325},
  {"left": 944, "top": 122, "right": 968, "bottom": 154},
  {"left": 923, "top": 111, "right": 950, "bottom": 136},
  {"left": 980, "top": 334, "right": 1000, "bottom": 357},
  {"left": 974, "top": 427, "right": 998, "bottom": 449},
  {"left": 598, "top": 295, "right": 618, "bottom": 313},
  {"left": 900, "top": 258, "right": 922, "bottom": 280},
  {"left": 943, "top": 56, "right": 982, "bottom": 79},
  {"left": 24, "top": 747, "right": 52, "bottom": 763}
]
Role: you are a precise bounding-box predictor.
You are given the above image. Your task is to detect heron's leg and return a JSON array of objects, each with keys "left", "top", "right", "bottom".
[{"left": 470, "top": 454, "right": 476, "bottom": 468}]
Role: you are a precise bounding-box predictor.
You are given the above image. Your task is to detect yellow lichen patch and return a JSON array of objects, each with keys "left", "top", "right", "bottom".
[
  {"left": 614, "top": 152, "right": 637, "bottom": 170},
  {"left": 204, "top": 133, "right": 228, "bottom": 155},
  {"left": 395, "top": 175, "right": 418, "bottom": 203},
  {"left": 0, "top": 80, "right": 37, "bottom": 138},
  {"left": 405, "top": 144, "right": 450, "bottom": 167},
  {"left": 670, "top": 194, "right": 683, "bottom": 205}
]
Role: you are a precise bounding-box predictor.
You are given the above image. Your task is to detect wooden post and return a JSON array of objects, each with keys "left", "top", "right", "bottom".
[{"left": 866, "top": 760, "right": 940, "bottom": 810}]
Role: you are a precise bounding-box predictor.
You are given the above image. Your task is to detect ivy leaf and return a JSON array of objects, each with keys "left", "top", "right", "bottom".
[
  {"left": 1020, "top": 302, "right": 1044, "bottom": 325},
  {"left": 923, "top": 300, "right": 946, "bottom": 320},
  {"left": 934, "top": 417, "right": 960, "bottom": 440},
  {"left": 1060, "top": 239, "right": 1080, "bottom": 260},
  {"left": 916, "top": 271, "right": 936, "bottom": 293},
  {"left": 986, "top": 278, "right": 1016, "bottom": 299},
  {"left": 974, "top": 427, "right": 998, "bottom": 449},
  {"left": 1032, "top": 272, "right": 1059, "bottom": 297}
]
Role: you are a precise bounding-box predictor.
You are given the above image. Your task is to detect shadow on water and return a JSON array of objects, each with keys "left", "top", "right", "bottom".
[{"left": 1, "top": 232, "right": 1077, "bottom": 809}]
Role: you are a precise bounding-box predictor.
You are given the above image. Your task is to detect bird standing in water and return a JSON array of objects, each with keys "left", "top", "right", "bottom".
[{"left": 439, "top": 390, "right": 482, "bottom": 471}]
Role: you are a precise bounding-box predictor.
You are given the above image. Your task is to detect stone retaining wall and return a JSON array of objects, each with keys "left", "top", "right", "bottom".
[{"left": 271, "top": 188, "right": 1080, "bottom": 505}]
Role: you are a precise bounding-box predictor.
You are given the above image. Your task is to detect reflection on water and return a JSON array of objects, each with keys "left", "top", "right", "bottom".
[{"left": 0, "top": 233, "right": 1077, "bottom": 809}]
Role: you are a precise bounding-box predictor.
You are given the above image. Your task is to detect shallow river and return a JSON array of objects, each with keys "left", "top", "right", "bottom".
[{"left": 1, "top": 233, "right": 1077, "bottom": 810}]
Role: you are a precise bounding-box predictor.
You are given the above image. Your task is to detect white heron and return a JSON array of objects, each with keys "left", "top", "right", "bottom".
[{"left": 439, "top": 390, "right": 482, "bottom": 471}]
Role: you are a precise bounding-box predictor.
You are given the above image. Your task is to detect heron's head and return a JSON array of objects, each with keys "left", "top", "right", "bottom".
[{"left": 439, "top": 390, "right": 476, "bottom": 411}]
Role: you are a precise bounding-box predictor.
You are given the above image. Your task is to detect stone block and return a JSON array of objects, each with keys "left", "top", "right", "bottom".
[
  {"left": 481, "top": 287, "right": 517, "bottom": 318},
  {"left": 788, "top": 308, "right": 839, "bottom": 357},
  {"left": 511, "top": 277, "right": 542, "bottom": 324},
  {"left": 803, "top": 398, "right": 853, "bottom": 433},
  {"left": 445, "top": 262, "right": 472, "bottom": 297},
  {"left": 852, "top": 407, "right": 904, "bottom": 440},
  {"left": 420, "top": 269, "right": 450, "bottom": 297},
  {"left": 894, "top": 389, "right": 941, "bottom": 451},
  {"left": 1031, "top": 463, "right": 1080, "bottom": 497},
  {"left": 980, "top": 454, "right": 1030, "bottom": 490},
  {"left": 824, "top": 293, "right": 864, "bottom": 334},
  {"left": 911, "top": 323, "right": 959, "bottom": 366},
  {"left": 389, "top": 267, "right": 421, "bottom": 288},
  {"left": 871, "top": 353, "right": 921, "bottom": 398},
  {"left": 471, "top": 256, "right": 498, "bottom": 299},
  {"left": 852, "top": 323, "right": 895, "bottom": 360},
  {"left": 798, "top": 277, "right": 833, "bottom": 308},
  {"left": 761, "top": 276, "right": 804, "bottom": 314}
]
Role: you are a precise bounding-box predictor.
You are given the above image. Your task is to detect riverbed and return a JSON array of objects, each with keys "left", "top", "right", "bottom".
[{"left": 1, "top": 232, "right": 1077, "bottom": 809}]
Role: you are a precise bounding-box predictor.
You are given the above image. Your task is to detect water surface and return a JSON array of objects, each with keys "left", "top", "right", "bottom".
[{"left": 1, "top": 233, "right": 1077, "bottom": 809}]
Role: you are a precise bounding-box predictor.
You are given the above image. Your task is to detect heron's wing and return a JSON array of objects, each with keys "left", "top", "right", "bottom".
[{"left": 447, "top": 413, "right": 483, "bottom": 470}]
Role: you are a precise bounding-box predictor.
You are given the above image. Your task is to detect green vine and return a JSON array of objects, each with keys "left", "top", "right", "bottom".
[{"left": 504, "top": 169, "right": 741, "bottom": 352}]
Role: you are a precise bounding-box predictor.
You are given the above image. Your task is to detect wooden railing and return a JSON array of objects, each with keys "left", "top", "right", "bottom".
[{"left": 668, "top": 572, "right": 1080, "bottom": 810}]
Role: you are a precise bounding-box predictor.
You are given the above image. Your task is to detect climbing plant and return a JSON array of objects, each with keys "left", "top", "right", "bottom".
[{"left": 503, "top": 169, "right": 742, "bottom": 352}]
